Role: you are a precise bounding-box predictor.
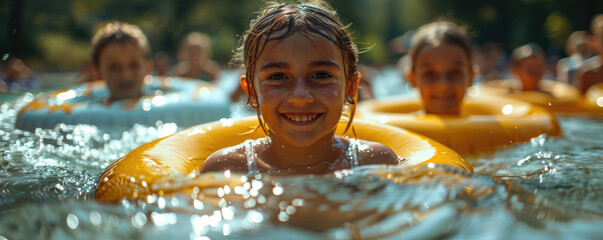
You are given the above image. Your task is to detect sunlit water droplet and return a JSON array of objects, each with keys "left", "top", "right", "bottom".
[
  {"left": 0, "top": 91, "right": 602, "bottom": 239},
  {"left": 66, "top": 213, "right": 79, "bottom": 229}
]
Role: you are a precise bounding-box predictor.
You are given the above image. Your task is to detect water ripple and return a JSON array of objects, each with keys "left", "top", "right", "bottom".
[{"left": 0, "top": 95, "right": 602, "bottom": 239}]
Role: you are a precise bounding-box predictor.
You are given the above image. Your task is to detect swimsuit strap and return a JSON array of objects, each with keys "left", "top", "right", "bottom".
[
  {"left": 244, "top": 139, "right": 259, "bottom": 174},
  {"left": 346, "top": 138, "right": 360, "bottom": 169}
]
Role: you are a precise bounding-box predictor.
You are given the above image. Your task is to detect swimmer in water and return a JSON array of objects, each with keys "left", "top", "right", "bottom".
[
  {"left": 172, "top": 32, "right": 221, "bottom": 82},
  {"left": 556, "top": 31, "right": 595, "bottom": 84},
  {"left": 90, "top": 21, "right": 153, "bottom": 101},
  {"left": 577, "top": 14, "right": 603, "bottom": 93},
  {"left": 201, "top": 0, "right": 399, "bottom": 175},
  {"left": 405, "top": 21, "right": 478, "bottom": 115},
  {"left": 510, "top": 43, "right": 548, "bottom": 92}
]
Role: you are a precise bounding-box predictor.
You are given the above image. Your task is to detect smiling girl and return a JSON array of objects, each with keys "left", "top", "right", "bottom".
[
  {"left": 201, "top": 0, "right": 399, "bottom": 175},
  {"left": 406, "top": 21, "right": 477, "bottom": 115}
]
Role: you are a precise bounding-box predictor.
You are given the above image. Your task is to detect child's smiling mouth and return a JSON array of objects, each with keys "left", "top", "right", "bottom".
[{"left": 280, "top": 112, "right": 324, "bottom": 125}]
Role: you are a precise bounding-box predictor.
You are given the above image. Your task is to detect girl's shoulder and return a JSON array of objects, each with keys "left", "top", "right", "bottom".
[
  {"left": 201, "top": 143, "right": 249, "bottom": 173},
  {"left": 351, "top": 138, "right": 400, "bottom": 166}
]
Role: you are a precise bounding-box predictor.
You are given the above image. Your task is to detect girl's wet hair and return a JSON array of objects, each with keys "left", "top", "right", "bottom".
[
  {"left": 91, "top": 21, "right": 151, "bottom": 67},
  {"left": 232, "top": 0, "right": 359, "bottom": 133},
  {"left": 511, "top": 43, "right": 544, "bottom": 67},
  {"left": 408, "top": 21, "right": 472, "bottom": 70}
]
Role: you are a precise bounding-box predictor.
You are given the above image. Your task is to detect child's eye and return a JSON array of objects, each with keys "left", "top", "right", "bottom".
[
  {"left": 422, "top": 71, "right": 437, "bottom": 78},
  {"left": 109, "top": 64, "right": 120, "bottom": 71},
  {"left": 312, "top": 72, "right": 334, "bottom": 80},
  {"left": 447, "top": 70, "right": 463, "bottom": 80},
  {"left": 129, "top": 62, "right": 140, "bottom": 69},
  {"left": 266, "top": 73, "right": 288, "bottom": 81}
]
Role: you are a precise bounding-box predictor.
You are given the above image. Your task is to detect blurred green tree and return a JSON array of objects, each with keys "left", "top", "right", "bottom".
[{"left": 1, "top": 0, "right": 601, "bottom": 71}]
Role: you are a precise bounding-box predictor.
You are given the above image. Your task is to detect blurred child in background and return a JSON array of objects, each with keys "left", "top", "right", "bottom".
[
  {"left": 557, "top": 31, "right": 595, "bottom": 84},
  {"left": 510, "top": 43, "right": 547, "bottom": 92},
  {"left": 1, "top": 57, "right": 40, "bottom": 92},
  {"left": 90, "top": 21, "right": 153, "bottom": 101},
  {"left": 405, "top": 21, "right": 477, "bottom": 115},
  {"left": 172, "top": 32, "right": 220, "bottom": 82},
  {"left": 578, "top": 14, "right": 603, "bottom": 93},
  {"left": 153, "top": 51, "right": 171, "bottom": 76}
]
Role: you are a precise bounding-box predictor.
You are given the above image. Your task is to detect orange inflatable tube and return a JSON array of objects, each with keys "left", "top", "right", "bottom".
[
  {"left": 16, "top": 76, "right": 230, "bottom": 131},
  {"left": 479, "top": 79, "right": 586, "bottom": 113},
  {"left": 96, "top": 116, "right": 473, "bottom": 203},
  {"left": 357, "top": 94, "right": 561, "bottom": 155},
  {"left": 584, "top": 83, "right": 603, "bottom": 114}
]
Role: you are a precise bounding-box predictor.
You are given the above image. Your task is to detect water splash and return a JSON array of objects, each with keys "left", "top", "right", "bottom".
[
  {"left": 0, "top": 94, "right": 179, "bottom": 213},
  {"left": 468, "top": 116, "right": 603, "bottom": 215},
  {"left": 1, "top": 165, "right": 602, "bottom": 239},
  {"left": 0, "top": 94, "right": 602, "bottom": 239}
]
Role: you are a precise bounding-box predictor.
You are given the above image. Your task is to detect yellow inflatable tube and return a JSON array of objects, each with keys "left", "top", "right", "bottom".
[
  {"left": 584, "top": 83, "right": 603, "bottom": 114},
  {"left": 96, "top": 116, "right": 473, "bottom": 203},
  {"left": 479, "top": 79, "right": 585, "bottom": 113},
  {"left": 357, "top": 94, "right": 561, "bottom": 155}
]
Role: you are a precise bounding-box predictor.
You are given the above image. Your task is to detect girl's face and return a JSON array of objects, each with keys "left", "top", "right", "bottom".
[
  {"left": 408, "top": 43, "right": 475, "bottom": 115},
  {"left": 242, "top": 32, "right": 354, "bottom": 147},
  {"left": 94, "top": 42, "right": 152, "bottom": 100},
  {"left": 512, "top": 56, "right": 545, "bottom": 91}
]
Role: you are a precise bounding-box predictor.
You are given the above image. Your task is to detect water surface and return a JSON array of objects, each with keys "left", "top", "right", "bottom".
[{"left": 0, "top": 92, "right": 602, "bottom": 239}]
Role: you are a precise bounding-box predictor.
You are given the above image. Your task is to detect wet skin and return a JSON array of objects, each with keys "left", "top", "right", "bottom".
[
  {"left": 407, "top": 43, "right": 476, "bottom": 115},
  {"left": 93, "top": 42, "right": 152, "bottom": 101},
  {"left": 247, "top": 32, "right": 352, "bottom": 169},
  {"left": 512, "top": 56, "right": 546, "bottom": 92}
]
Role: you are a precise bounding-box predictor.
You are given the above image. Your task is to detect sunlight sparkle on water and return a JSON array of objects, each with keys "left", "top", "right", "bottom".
[
  {"left": 191, "top": 215, "right": 210, "bottom": 235},
  {"left": 89, "top": 211, "right": 102, "bottom": 226},
  {"left": 142, "top": 99, "right": 152, "bottom": 111},
  {"left": 247, "top": 210, "right": 264, "bottom": 224},
  {"left": 151, "top": 95, "right": 166, "bottom": 106},
  {"left": 223, "top": 223, "right": 232, "bottom": 236},
  {"left": 193, "top": 199, "right": 204, "bottom": 210},
  {"left": 278, "top": 211, "right": 290, "bottom": 222},
  {"left": 151, "top": 212, "right": 177, "bottom": 228},
  {"left": 272, "top": 184, "right": 284, "bottom": 195},
  {"left": 1, "top": 90, "right": 603, "bottom": 239},
  {"left": 66, "top": 213, "right": 79, "bottom": 229},
  {"left": 131, "top": 212, "right": 147, "bottom": 229},
  {"left": 209, "top": 210, "right": 222, "bottom": 227},
  {"left": 222, "top": 206, "right": 235, "bottom": 220},
  {"left": 292, "top": 198, "right": 304, "bottom": 207},
  {"left": 220, "top": 118, "right": 235, "bottom": 127},
  {"left": 157, "top": 197, "right": 166, "bottom": 209},
  {"left": 244, "top": 198, "right": 256, "bottom": 208}
]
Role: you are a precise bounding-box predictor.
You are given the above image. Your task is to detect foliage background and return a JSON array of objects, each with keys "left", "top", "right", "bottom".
[{"left": 1, "top": 0, "right": 602, "bottom": 71}]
